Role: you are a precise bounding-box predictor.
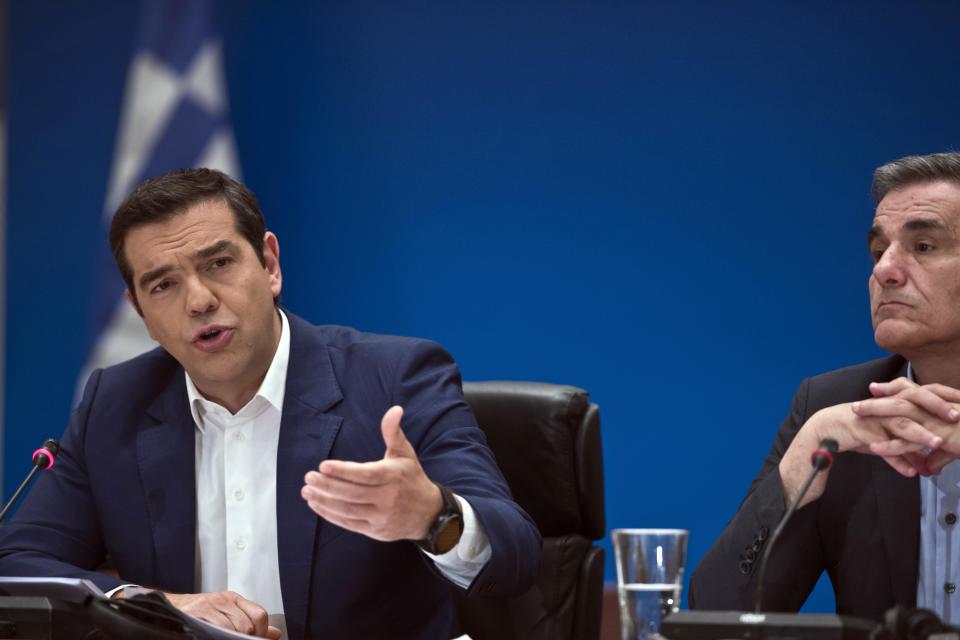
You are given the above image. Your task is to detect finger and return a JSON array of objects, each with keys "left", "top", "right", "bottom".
[
  {"left": 178, "top": 595, "right": 235, "bottom": 630},
  {"left": 305, "top": 501, "right": 374, "bottom": 536},
  {"left": 317, "top": 459, "right": 395, "bottom": 485},
  {"left": 300, "top": 486, "right": 377, "bottom": 520},
  {"left": 880, "top": 416, "right": 943, "bottom": 449},
  {"left": 381, "top": 405, "right": 415, "bottom": 460},
  {"left": 869, "top": 438, "right": 929, "bottom": 457},
  {"left": 870, "top": 380, "right": 960, "bottom": 420},
  {"left": 303, "top": 471, "right": 384, "bottom": 502},
  {"left": 200, "top": 610, "right": 235, "bottom": 631},
  {"left": 881, "top": 454, "right": 919, "bottom": 478},
  {"left": 869, "top": 378, "right": 916, "bottom": 397},
  {"left": 867, "top": 385, "right": 960, "bottom": 423},
  {"left": 267, "top": 627, "right": 283, "bottom": 640},
  {"left": 923, "top": 383, "right": 960, "bottom": 404},
  {"left": 848, "top": 406, "right": 943, "bottom": 448},
  {"left": 232, "top": 593, "right": 271, "bottom": 637},
  {"left": 219, "top": 595, "right": 258, "bottom": 634}
]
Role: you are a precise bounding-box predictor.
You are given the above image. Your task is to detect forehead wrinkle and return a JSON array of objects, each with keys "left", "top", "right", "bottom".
[
  {"left": 127, "top": 216, "right": 227, "bottom": 275},
  {"left": 877, "top": 184, "right": 960, "bottom": 227}
]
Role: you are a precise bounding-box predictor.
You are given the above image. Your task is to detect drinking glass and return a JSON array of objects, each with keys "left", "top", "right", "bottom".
[{"left": 611, "top": 528, "right": 689, "bottom": 640}]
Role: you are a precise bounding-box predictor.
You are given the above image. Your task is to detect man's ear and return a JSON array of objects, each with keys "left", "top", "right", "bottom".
[
  {"left": 124, "top": 288, "right": 143, "bottom": 317},
  {"left": 263, "top": 232, "right": 282, "bottom": 297}
]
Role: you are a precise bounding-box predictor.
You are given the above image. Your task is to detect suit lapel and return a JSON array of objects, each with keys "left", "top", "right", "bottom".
[
  {"left": 138, "top": 372, "right": 197, "bottom": 593},
  {"left": 873, "top": 357, "right": 920, "bottom": 607},
  {"left": 276, "top": 314, "right": 345, "bottom": 633}
]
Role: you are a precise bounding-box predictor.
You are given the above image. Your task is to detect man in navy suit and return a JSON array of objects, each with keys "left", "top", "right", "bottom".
[
  {"left": 691, "top": 152, "right": 960, "bottom": 623},
  {"left": 0, "top": 169, "right": 540, "bottom": 639}
]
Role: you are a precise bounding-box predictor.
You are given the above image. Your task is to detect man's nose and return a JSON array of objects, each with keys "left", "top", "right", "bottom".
[
  {"left": 872, "top": 245, "right": 907, "bottom": 288},
  {"left": 185, "top": 275, "right": 219, "bottom": 315}
]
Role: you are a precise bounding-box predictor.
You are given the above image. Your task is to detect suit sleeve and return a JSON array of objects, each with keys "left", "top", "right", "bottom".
[
  {"left": 389, "top": 339, "right": 542, "bottom": 597},
  {"left": 0, "top": 369, "right": 127, "bottom": 594},
  {"left": 688, "top": 377, "right": 826, "bottom": 612}
]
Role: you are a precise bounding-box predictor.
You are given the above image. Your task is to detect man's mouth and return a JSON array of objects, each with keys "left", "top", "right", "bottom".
[
  {"left": 875, "top": 300, "right": 912, "bottom": 314},
  {"left": 193, "top": 326, "right": 233, "bottom": 351}
]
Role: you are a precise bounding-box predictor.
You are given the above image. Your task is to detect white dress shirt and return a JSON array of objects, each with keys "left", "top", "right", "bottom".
[{"left": 184, "top": 310, "right": 490, "bottom": 637}]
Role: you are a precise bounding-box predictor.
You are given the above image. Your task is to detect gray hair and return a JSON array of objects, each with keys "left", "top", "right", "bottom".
[{"left": 871, "top": 152, "right": 960, "bottom": 203}]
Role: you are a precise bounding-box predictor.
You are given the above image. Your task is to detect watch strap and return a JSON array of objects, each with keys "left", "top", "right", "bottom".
[{"left": 415, "top": 484, "right": 464, "bottom": 555}]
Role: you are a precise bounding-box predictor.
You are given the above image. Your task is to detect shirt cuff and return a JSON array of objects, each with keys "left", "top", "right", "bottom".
[
  {"left": 422, "top": 494, "right": 492, "bottom": 589},
  {"left": 104, "top": 584, "right": 147, "bottom": 599}
]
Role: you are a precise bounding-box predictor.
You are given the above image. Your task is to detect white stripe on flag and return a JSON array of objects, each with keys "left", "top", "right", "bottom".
[{"left": 77, "top": 2, "right": 240, "bottom": 403}]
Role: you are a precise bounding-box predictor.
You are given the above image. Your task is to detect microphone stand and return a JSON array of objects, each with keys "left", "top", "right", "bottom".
[
  {"left": 754, "top": 438, "right": 838, "bottom": 612},
  {"left": 660, "top": 438, "right": 879, "bottom": 640},
  {"left": 0, "top": 439, "right": 60, "bottom": 524}
]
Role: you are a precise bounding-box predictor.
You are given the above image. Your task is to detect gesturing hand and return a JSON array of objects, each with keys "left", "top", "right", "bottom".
[
  {"left": 301, "top": 405, "right": 444, "bottom": 542},
  {"left": 163, "top": 591, "right": 281, "bottom": 639}
]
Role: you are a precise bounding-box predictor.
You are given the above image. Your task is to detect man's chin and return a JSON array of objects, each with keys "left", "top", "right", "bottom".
[{"left": 874, "top": 325, "right": 922, "bottom": 356}]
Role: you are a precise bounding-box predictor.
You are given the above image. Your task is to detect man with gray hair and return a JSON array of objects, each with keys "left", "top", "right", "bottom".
[{"left": 690, "top": 152, "right": 960, "bottom": 623}]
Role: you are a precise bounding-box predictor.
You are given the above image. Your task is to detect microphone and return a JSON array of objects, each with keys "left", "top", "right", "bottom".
[
  {"left": 0, "top": 438, "right": 61, "bottom": 524},
  {"left": 811, "top": 438, "right": 838, "bottom": 471},
  {"left": 754, "top": 437, "right": 838, "bottom": 612},
  {"left": 32, "top": 439, "right": 60, "bottom": 470}
]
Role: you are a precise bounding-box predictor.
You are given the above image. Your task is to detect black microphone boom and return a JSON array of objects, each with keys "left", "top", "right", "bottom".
[
  {"left": 753, "top": 437, "right": 838, "bottom": 612},
  {"left": 661, "top": 437, "right": 877, "bottom": 640},
  {"left": 0, "top": 438, "right": 61, "bottom": 524}
]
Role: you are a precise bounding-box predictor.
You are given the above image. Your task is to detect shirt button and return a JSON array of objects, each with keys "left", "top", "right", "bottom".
[
  {"left": 946, "top": 513, "right": 958, "bottom": 525},
  {"left": 235, "top": 538, "right": 246, "bottom": 551},
  {"left": 234, "top": 489, "right": 245, "bottom": 501},
  {"left": 945, "top": 583, "right": 956, "bottom": 594},
  {"left": 232, "top": 431, "right": 244, "bottom": 442}
]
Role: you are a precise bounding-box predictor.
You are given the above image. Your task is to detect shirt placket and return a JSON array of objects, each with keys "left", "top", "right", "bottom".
[
  {"left": 224, "top": 417, "right": 254, "bottom": 591},
  {"left": 940, "top": 491, "right": 959, "bottom": 622}
]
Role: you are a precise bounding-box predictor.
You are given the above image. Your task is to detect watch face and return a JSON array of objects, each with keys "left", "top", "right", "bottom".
[
  {"left": 417, "top": 484, "right": 463, "bottom": 554},
  {"left": 434, "top": 517, "right": 464, "bottom": 555}
]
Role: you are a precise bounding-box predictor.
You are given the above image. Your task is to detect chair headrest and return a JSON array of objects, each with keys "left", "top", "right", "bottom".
[{"left": 462, "top": 381, "right": 605, "bottom": 540}]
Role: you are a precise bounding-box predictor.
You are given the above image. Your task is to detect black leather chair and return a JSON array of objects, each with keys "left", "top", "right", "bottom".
[{"left": 456, "top": 381, "right": 606, "bottom": 640}]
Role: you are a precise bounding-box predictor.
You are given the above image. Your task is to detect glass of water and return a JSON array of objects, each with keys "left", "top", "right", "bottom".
[{"left": 611, "top": 528, "right": 689, "bottom": 640}]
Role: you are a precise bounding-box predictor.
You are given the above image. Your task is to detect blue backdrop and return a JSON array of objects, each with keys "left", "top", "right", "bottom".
[{"left": 7, "top": 0, "right": 960, "bottom": 614}]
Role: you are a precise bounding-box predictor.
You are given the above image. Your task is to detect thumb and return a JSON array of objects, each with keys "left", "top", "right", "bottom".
[{"left": 381, "top": 405, "right": 415, "bottom": 459}]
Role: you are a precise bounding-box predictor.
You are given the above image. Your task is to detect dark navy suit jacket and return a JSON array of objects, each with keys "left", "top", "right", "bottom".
[
  {"left": 689, "top": 355, "right": 919, "bottom": 621},
  {"left": 0, "top": 312, "right": 541, "bottom": 639}
]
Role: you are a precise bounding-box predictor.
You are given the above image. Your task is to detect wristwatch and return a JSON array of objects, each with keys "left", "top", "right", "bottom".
[{"left": 415, "top": 484, "right": 463, "bottom": 554}]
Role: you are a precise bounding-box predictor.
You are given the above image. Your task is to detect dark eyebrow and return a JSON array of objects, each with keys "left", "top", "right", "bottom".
[
  {"left": 137, "top": 241, "right": 240, "bottom": 291},
  {"left": 903, "top": 218, "right": 950, "bottom": 233},
  {"left": 867, "top": 218, "right": 950, "bottom": 249},
  {"left": 139, "top": 265, "right": 173, "bottom": 291},
  {"left": 194, "top": 239, "right": 239, "bottom": 260}
]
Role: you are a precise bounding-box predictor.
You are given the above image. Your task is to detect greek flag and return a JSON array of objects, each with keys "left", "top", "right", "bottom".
[{"left": 78, "top": 0, "right": 241, "bottom": 395}]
